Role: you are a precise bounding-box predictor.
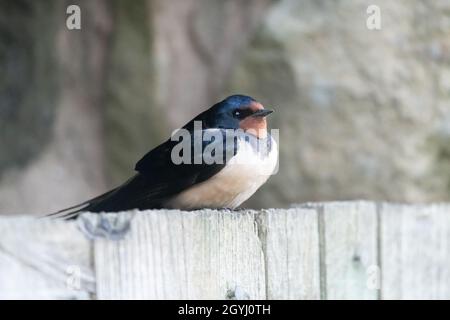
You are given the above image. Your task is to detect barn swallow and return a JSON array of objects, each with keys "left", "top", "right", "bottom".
[{"left": 49, "top": 95, "right": 278, "bottom": 219}]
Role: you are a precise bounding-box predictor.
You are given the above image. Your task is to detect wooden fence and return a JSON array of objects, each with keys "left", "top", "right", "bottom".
[{"left": 0, "top": 201, "right": 449, "bottom": 299}]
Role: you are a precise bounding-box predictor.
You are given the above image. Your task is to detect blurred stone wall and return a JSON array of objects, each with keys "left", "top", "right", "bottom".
[
  {"left": 0, "top": 0, "right": 112, "bottom": 215},
  {"left": 1, "top": 0, "right": 450, "bottom": 215},
  {"left": 230, "top": 0, "right": 450, "bottom": 207}
]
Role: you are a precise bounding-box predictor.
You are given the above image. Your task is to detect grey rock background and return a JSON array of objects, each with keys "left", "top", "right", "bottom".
[
  {"left": 230, "top": 0, "right": 450, "bottom": 207},
  {"left": 0, "top": 0, "right": 111, "bottom": 215},
  {"left": 1, "top": 0, "right": 449, "bottom": 215}
]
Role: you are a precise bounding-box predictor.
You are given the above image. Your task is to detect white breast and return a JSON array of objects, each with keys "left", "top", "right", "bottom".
[{"left": 165, "top": 134, "right": 278, "bottom": 210}]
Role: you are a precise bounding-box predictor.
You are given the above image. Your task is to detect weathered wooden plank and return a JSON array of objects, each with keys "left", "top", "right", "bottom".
[
  {"left": 2, "top": 203, "right": 450, "bottom": 300},
  {"left": 319, "top": 201, "right": 379, "bottom": 299},
  {"left": 262, "top": 208, "right": 320, "bottom": 299},
  {"left": 92, "top": 210, "right": 265, "bottom": 299},
  {"left": 0, "top": 217, "right": 94, "bottom": 299},
  {"left": 380, "top": 203, "right": 450, "bottom": 299}
]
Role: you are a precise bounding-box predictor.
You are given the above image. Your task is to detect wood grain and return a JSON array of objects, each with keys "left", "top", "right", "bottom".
[
  {"left": 92, "top": 210, "right": 265, "bottom": 299},
  {"left": 380, "top": 203, "right": 450, "bottom": 299},
  {"left": 319, "top": 201, "right": 379, "bottom": 299},
  {"left": 0, "top": 217, "right": 94, "bottom": 299},
  {"left": 262, "top": 208, "right": 320, "bottom": 299},
  {"left": 1, "top": 203, "right": 450, "bottom": 299}
]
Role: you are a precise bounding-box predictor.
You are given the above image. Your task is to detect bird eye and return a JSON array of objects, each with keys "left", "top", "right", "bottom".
[{"left": 233, "top": 110, "right": 241, "bottom": 117}]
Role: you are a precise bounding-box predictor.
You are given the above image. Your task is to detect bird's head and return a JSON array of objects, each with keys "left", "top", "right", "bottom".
[{"left": 208, "top": 95, "right": 274, "bottom": 139}]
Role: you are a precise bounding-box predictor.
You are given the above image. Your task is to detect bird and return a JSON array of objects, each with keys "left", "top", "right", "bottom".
[{"left": 48, "top": 94, "right": 278, "bottom": 219}]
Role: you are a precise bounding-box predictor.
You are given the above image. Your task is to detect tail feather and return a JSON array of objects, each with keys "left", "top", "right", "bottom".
[
  {"left": 44, "top": 187, "right": 119, "bottom": 220},
  {"left": 43, "top": 174, "right": 165, "bottom": 220}
]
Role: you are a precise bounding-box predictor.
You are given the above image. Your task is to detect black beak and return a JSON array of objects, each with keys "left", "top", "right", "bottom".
[{"left": 251, "top": 109, "right": 274, "bottom": 118}]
